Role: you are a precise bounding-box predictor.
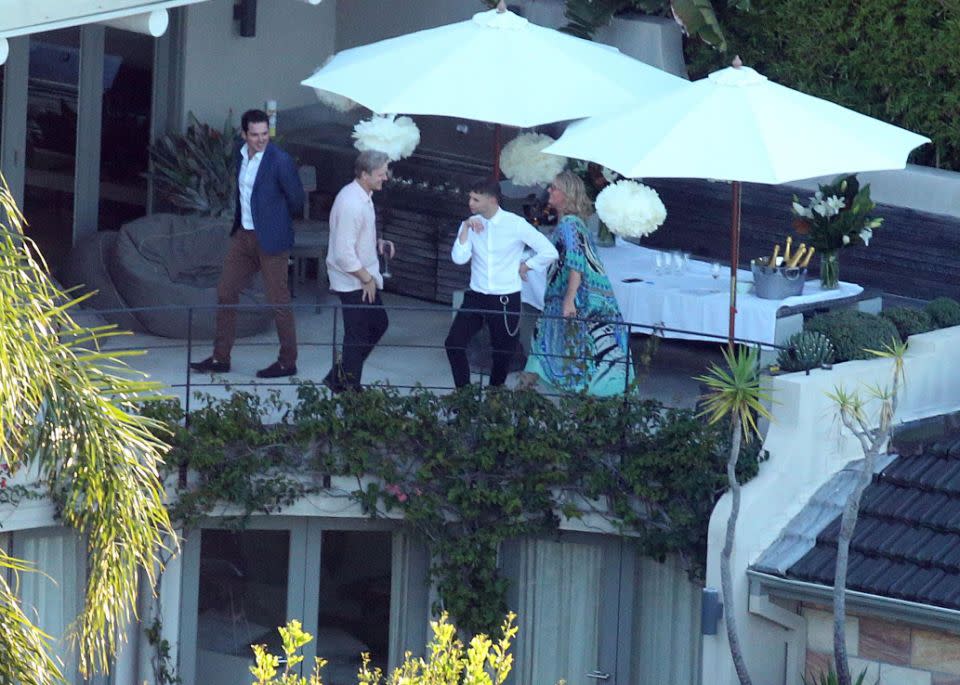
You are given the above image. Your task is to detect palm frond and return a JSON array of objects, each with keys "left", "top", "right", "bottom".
[{"left": 0, "top": 175, "right": 176, "bottom": 678}]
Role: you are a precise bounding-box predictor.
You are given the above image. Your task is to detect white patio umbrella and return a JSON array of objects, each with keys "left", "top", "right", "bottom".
[
  {"left": 545, "top": 59, "right": 930, "bottom": 345},
  {"left": 301, "top": 2, "right": 686, "bottom": 176}
]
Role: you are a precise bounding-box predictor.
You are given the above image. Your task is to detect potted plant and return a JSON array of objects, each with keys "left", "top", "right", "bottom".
[{"left": 791, "top": 174, "right": 883, "bottom": 289}]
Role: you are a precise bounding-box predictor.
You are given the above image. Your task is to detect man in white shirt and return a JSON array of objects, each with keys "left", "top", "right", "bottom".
[
  {"left": 445, "top": 178, "right": 558, "bottom": 387},
  {"left": 322, "top": 150, "right": 395, "bottom": 392}
]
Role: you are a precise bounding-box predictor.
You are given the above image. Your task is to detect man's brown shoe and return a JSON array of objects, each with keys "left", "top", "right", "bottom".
[
  {"left": 256, "top": 361, "right": 298, "bottom": 378},
  {"left": 190, "top": 357, "right": 230, "bottom": 373}
]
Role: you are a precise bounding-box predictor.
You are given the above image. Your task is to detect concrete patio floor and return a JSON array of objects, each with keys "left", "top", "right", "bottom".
[{"left": 91, "top": 284, "right": 724, "bottom": 415}]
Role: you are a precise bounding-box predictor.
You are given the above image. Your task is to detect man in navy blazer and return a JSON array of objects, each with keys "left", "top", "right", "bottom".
[{"left": 191, "top": 108, "right": 305, "bottom": 378}]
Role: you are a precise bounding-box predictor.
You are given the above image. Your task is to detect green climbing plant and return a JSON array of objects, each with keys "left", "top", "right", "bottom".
[{"left": 146, "top": 382, "right": 763, "bottom": 638}]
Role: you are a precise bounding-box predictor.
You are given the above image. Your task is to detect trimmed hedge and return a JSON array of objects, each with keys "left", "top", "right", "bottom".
[
  {"left": 925, "top": 297, "right": 960, "bottom": 329},
  {"left": 805, "top": 310, "right": 900, "bottom": 362},
  {"left": 881, "top": 307, "right": 935, "bottom": 342}
]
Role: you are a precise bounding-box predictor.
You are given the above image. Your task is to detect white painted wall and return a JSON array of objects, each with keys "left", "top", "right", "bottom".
[
  {"left": 180, "top": 0, "right": 336, "bottom": 127},
  {"left": 702, "top": 324, "right": 960, "bottom": 685}
]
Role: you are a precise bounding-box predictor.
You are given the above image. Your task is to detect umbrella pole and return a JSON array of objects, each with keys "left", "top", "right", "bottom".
[
  {"left": 493, "top": 123, "right": 502, "bottom": 180},
  {"left": 728, "top": 181, "right": 742, "bottom": 350}
]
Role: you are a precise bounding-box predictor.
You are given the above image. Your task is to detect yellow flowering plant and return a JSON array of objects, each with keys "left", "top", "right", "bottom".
[{"left": 251, "top": 613, "right": 517, "bottom": 685}]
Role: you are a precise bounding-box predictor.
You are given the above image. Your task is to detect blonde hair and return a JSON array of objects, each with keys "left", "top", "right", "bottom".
[{"left": 552, "top": 170, "right": 593, "bottom": 220}]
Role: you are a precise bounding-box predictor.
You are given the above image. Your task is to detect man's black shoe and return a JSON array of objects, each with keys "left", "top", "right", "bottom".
[
  {"left": 190, "top": 357, "right": 230, "bottom": 373},
  {"left": 322, "top": 373, "right": 348, "bottom": 395},
  {"left": 256, "top": 361, "right": 298, "bottom": 378}
]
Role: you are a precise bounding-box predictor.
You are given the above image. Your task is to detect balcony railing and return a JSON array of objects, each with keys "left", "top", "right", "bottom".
[{"left": 81, "top": 301, "right": 784, "bottom": 422}]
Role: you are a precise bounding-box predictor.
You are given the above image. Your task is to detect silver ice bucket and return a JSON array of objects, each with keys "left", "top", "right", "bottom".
[{"left": 750, "top": 258, "right": 806, "bottom": 300}]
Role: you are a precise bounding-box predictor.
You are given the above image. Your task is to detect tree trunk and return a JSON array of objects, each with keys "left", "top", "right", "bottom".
[
  {"left": 833, "top": 444, "right": 877, "bottom": 685},
  {"left": 721, "top": 414, "right": 752, "bottom": 685}
]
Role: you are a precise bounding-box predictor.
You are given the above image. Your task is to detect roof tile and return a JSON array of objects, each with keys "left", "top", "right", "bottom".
[{"left": 762, "top": 436, "right": 960, "bottom": 611}]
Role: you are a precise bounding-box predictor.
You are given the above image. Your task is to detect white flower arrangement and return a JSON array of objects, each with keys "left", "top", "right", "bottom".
[
  {"left": 499, "top": 133, "right": 568, "bottom": 187},
  {"left": 352, "top": 114, "right": 421, "bottom": 161},
  {"left": 595, "top": 180, "right": 667, "bottom": 238},
  {"left": 310, "top": 60, "right": 359, "bottom": 113}
]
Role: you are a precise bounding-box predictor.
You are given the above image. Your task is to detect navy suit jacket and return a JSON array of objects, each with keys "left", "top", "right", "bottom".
[{"left": 232, "top": 142, "right": 305, "bottom": 255}]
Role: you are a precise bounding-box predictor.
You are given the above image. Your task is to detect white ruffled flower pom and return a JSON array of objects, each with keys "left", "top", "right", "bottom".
[
  {"left": 499, "top": 133, "right": 568, "bottom": 187},
  {"left": 311, "top": 59, "right": 359, "bottom": 113},
  {"left": 595, "top": 180, "right": 667, "bottom": 239},
  {"left": 352, "top": 114, "right": 421, "bottom": 161}
]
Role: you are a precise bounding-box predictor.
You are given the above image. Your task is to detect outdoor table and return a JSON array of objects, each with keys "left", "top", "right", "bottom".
[{"left": 522, "top": 238, "right": 863, "bottom": 348}]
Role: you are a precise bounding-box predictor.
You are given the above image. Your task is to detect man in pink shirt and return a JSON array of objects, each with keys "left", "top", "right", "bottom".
[{"left": 323, "top": 150, "right": 395, "bottom": 392}]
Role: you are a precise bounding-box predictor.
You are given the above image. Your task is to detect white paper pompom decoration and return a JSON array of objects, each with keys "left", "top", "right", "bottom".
[
  {"left": 595, "top": 180, "right": 666, "bottom": 238},
  {"left": 352, "top": 114, "right": 421, "bottom": 161},
  {"left": 499, "top": 133, "right": 568, "bottom": 187}
]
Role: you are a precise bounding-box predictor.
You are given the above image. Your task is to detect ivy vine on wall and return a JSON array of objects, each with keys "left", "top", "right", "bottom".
[{"left": 145, "top": 384, "right": 762, "bottom": 637}]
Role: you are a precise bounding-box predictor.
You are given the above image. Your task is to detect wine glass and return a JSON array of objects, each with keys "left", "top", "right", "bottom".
[
  {"left": 672, "top": 251, "right": 683, "bottom": 272},
  {"left": 712, "top": 262, "right": 721, "bottom": 280},
  {"left": 682, "top": 252, "right": 691, "bottom": 272},
  {"left": 655, "top": 252, "right": 663, "bottom": 273}
]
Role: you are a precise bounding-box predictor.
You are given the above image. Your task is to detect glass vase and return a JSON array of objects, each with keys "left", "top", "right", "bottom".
[
  {"left": 596, "top": 221, "right": 615, "bottom": 247},
  {"left": 820, "top": 249, "right": 840, "bottom": 289}
]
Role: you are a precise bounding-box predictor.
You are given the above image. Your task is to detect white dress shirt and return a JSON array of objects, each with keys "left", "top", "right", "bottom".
[
  {"left": 238, "top": 144, "right": 264, "bottom": 230},
  {"left": 451, "top": 208, "right": 558, "bottom": 295},
  {"left": 327, "top": 180, "right": 382, "bottom": 291}
]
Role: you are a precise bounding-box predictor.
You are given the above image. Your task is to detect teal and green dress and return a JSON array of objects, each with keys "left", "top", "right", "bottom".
[{"left": 525, "top": 214, "right": 633, "bottom": 395}]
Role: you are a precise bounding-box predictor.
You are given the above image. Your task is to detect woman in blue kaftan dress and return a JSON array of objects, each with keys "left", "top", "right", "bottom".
[{"left": 523, "top": 171, "right": 632, "bottom": 395}]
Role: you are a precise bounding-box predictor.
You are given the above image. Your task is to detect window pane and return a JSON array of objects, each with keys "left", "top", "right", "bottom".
[
  {"left": 99, "top": 27, "right": 151, "bottom": 230},
  {"left": 318, "top": 530, "right": 393, "bottom": 684},
  {"left": 23, "top": 28, "right": 80, "bottom": 271},
  {"left": 196, "top": 529, "right": 290, "bottom": 683}
]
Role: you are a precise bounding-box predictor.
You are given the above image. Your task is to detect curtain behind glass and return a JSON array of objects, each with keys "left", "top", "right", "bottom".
[
  {"left": 514, "top": 538, "right": 602, "bottom": 685},
  {"left": 12, "top": 527, "right": 84, "bottom": 682},
  {"left": 629, "top": 554, "right": 702, "bottom": 685}
]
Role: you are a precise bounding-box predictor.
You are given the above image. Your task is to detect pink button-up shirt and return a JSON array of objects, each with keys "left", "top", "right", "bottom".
[{"left": 327, "top": 180, "right": 382, "bottom": 292}]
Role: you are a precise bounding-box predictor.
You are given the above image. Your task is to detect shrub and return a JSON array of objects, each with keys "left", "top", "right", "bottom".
[
  {"left": 881, "top": 307, "right": 935, "bottom": 341},
  {"left": 777, "top": 331, "right": 835, "bottom": 372},
  {"left": 924, "top": 297, "right": 960, "bottom": 329},
  {"left": 805, "top": 310, "right": 900, "bottom": 362}
]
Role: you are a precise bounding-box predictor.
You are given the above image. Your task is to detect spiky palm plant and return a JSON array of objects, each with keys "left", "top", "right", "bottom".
[
  {"left": 147, "top": 111, "right": 237, "bottom": 217},
  {"left": 0, "top": 175, "right": 175, "bottom": 682},
  {"left": 827, "top": 341, "right": 906, "bottom": 685},
  {"left": 695, "top": 345, "right": 773, "bottom": 685}
]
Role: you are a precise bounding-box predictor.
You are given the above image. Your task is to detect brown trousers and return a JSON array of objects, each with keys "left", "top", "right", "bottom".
[{"left": 213, "top": 230, "right": 297, "bottom": 366}]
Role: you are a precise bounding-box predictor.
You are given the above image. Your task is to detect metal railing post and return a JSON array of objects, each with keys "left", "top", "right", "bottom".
[{"left": 180, "top": 306, "right": 194, "bottom": 488}]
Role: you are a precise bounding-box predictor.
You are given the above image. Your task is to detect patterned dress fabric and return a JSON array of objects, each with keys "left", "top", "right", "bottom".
[{"left": 525, "top": 215, "right": 632, "bottom": 395}]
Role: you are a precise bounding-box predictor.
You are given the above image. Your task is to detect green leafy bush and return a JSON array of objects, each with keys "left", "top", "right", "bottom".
[
  {"left": 777, "top": 331, "right": 836, "bottom": 372},
  {"left": 881, "top": 307, "right": 935, "bottom": 341},
  {"left": 805, "top": 310, "right": 900, "bottom": 362},
  {"left": 924, "top": 297, "right": 960, "bottom": 329}
]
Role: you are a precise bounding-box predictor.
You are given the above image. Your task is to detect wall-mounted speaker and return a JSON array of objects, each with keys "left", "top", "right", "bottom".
[{"left": 233, "top": 0, "right": 257, "bottom": 38}]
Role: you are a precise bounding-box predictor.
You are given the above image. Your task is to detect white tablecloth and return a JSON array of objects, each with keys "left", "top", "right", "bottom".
[{"left": 522, "top": 239, "right": 863, "bottom": 346}]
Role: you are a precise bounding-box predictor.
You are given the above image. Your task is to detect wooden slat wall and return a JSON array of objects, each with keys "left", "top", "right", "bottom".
[
  {"left": 288, "top": 137, "right": 960, "bottom": 303},
  {"left": 640, "top": 179, "right": 960, "bottom": 301}
]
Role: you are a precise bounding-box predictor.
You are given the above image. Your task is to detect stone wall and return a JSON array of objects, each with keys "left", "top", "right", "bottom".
[{"left": 803, "top": 603, "right": 960, "bottom": 685}]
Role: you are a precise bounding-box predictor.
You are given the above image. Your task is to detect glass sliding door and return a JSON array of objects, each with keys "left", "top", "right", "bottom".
[
  {"left": 179, "top": 519, "right": 307, "bottom": 685},
  {"left": 316, "top": 530, "right": 393, "bottom": 684},
  {"left": 99, "top": 27, "right": 151, "bottom": 230},
  {"left": 503, "top": 534, "right": 625, "bottom": 685},
  {"left": 180, "top": 519, "right": 425, "bottom": 685},
  {"left": 23, "top": 28, "right": 80, "bottom": 270}
]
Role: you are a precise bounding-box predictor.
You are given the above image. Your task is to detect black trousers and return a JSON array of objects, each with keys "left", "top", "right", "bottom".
[
  {"left": 445, "top": 290, "right": 521, "bottom": 387},
  {"left": 330, "top": 290, "right": 389, "bottom": 389}
]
